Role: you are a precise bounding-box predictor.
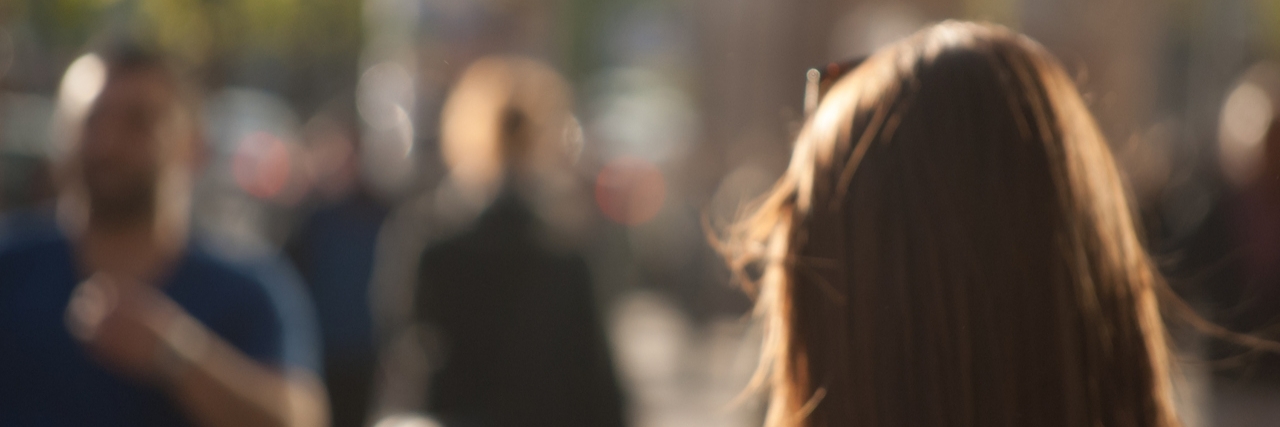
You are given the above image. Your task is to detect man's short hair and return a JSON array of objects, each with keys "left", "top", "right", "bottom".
[
  {"left": 96, "top": 42, "right": 204, "bottom": 130},
  {"left": 50, "top": 40, "right": 207, "bottom": 161}
]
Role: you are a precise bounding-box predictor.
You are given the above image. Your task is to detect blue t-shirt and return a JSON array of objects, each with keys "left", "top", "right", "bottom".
[{"left": 0, "top": 213, "right": 321, "bottom": 427}]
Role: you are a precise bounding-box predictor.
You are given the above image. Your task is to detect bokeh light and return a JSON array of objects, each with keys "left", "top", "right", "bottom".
[
  {"left": 51, "top": 53, "right": 106, "bottom": 155},
  {"left": 1220, "top": 80, "right": 1275, "bottom": 188},
  {"left": 232, "top": 131, "right": 292, "bottom": 200},
  {"left": 595, "top": 156, "right": 666, "bottom": 226}
]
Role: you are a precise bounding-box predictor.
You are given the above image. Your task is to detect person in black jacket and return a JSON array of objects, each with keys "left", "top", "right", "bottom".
[{"left": 410, "top": 55, "right": 624, "bottom": 427}]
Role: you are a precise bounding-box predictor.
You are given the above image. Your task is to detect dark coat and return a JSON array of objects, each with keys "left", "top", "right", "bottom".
[{"left": 415, "top": 194, "right": 625, "bottom": 427}]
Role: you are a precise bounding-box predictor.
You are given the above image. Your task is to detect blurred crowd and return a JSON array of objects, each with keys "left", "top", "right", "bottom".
[{"left": 0, "top": 1, "right": 1279, "bottom": 427}]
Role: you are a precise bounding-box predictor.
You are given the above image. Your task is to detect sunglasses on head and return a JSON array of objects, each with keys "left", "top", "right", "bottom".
[{"left": 804, "top": 56, "right": 868, "bottom": 117}]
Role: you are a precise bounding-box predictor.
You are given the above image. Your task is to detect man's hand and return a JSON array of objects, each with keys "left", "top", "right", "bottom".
[
  {"left": 65, "top": 274, "right": 197, "bottom": 384},
  {"left": 65, "top": 274, "right": 328, "bottom": 427}
]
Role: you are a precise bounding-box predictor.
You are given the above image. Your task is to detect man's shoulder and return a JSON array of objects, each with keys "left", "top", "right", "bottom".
[
  {"left": 185, "top": 237, "right": 304, "bottom": 297},
  {"left": 182, "top": 237, "right": 321, "bottom": 372},
  {"left": 0, "top": 210, "right": 65, "bottom": 262},
  {"left": 182, "top": 237, "right": 316, "bottom": 336}
]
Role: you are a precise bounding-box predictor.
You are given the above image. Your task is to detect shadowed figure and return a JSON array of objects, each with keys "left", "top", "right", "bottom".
[
  {"left": 1173, "top": 62, "right": 1280, "bottom": 384},
  {"left": 412, "top": 56, "right": 625, "bottom": 427},
  {"left": 417, "top": 191, "right": 622, "bottom": 427},
  {"left": 285, "top": 101, "right": 388, "bottom": 427}
]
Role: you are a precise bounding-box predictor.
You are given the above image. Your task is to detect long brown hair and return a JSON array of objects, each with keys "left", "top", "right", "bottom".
[{"left": 720, "top": 22, "right": 1180, "bottom": 427}]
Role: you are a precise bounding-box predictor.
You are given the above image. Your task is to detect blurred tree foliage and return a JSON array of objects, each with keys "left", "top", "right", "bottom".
[
  {"left": 1262, "top": 0, "right": 1280, "bottom": 55},
  {"left": 9, "top": 0, "right": 363, "bottom": 64},
  {"left": 963, "top": 0, "right": 1018, "bottom": 28}
]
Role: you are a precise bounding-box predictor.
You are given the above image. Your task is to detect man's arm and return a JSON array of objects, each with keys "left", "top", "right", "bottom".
[{"left": 66, "top": 275, "right": 329, "bottom": 427}]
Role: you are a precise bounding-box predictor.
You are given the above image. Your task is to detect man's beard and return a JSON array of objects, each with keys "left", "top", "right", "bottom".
[{"left": 86, "top": 180, "right": 157, "bottom": 229}]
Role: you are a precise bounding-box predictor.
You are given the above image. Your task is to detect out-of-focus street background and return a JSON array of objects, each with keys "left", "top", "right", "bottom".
[{"left": 2, "top": 1, "right": 1280, "bottom": 426}]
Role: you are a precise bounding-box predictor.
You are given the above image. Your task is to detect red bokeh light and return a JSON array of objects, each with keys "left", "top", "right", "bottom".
[
  {"left": 595, "top": 157, "right": 666, "bottom": 226},
  {"left": 232, "top": 131, "right": 292, "bottom": 200}
]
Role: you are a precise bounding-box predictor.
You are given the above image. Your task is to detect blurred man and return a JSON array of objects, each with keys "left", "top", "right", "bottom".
[
  {"left": 0, "top": 47, "right": 328, "bottom": 427},
  {"left": 286, "top": 101, "right": 387, "bottom": 427},
  {"left": 386, "top": 56, "right": 625, "bottom": 427}
]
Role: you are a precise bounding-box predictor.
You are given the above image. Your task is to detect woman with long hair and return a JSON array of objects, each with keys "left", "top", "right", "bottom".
[{"left": 720, "top": 21, "right": 1181, "bottom": 427}]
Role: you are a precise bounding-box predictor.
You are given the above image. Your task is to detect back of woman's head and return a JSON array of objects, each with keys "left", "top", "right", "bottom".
[{"left": 723, "top": 21, "right": 1178, "bottom": 427}]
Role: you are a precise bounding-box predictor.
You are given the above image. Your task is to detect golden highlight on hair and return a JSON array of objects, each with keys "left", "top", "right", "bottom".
[
  {"left": 718, "top": 22, "right": 1180, "bottom": 427},
  {"left": 440, "top": 56, "right": 573, "bottom": 196}
]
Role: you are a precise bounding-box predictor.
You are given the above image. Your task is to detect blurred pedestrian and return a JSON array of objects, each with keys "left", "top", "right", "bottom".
[
  {"left": 1187, "top": 62, "right": 1280, "bottom": 381},
  {"left": 0, "top": 45, "right": 327, "bottom": 427},
  {"left": 720, "top": 22, "right": 1182, "bottom": 427},
  {"left": 405, "top": 56, "right": 625, "bottom": 427},
  {"left": 286, "top": 100, "right": 388, "bottom": 427}
]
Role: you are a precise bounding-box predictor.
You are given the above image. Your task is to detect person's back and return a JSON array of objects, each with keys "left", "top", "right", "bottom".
[
  {"left": 720, "top": 21, "right": 1180, "bottom": 427},
  {"left": 417, "top": 192, "right": 622, "bottom": 427},
  {"left": 408, "top": 55, "right": 624, "bottom": 427}
]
